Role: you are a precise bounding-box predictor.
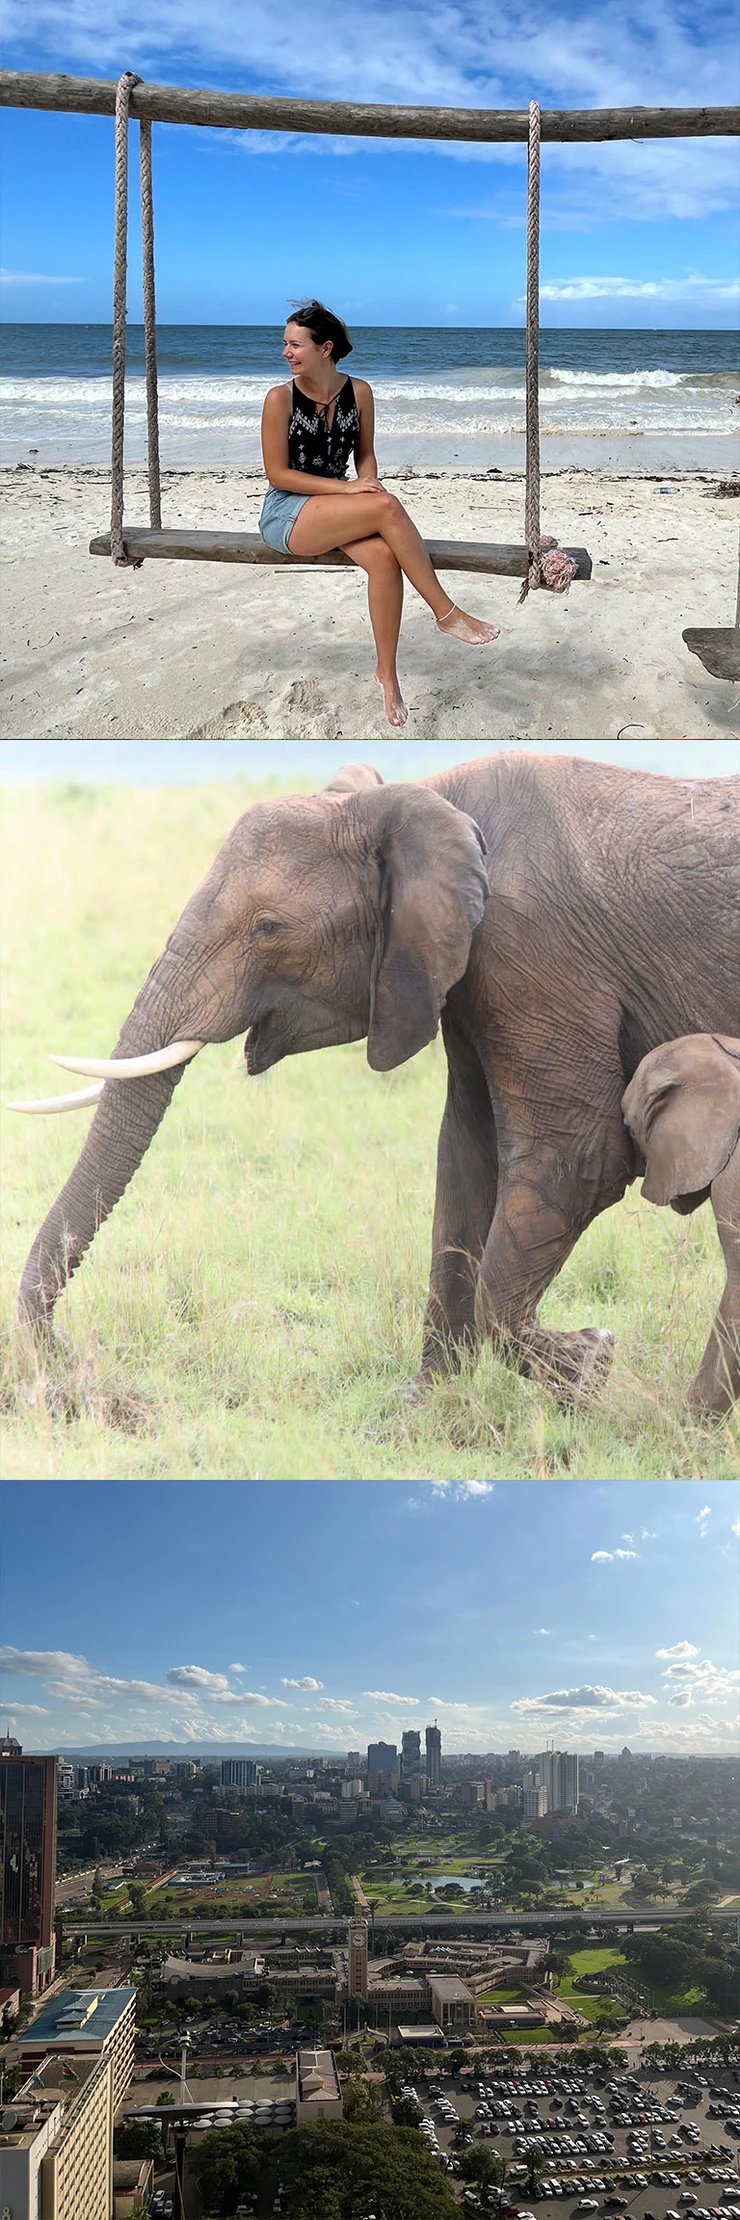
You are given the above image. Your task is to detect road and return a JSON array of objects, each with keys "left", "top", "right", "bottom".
[
  {"left": 61, "top": 1907, "right": 737, "bottom": 1937},
  {"left": 55, "top": 1861, "right": 125, "bottom": 1906}
]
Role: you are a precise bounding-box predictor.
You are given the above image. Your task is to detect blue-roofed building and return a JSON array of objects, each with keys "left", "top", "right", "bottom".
[{"left": 20, "top": 1987, "right": 136, "bottom": 2117}]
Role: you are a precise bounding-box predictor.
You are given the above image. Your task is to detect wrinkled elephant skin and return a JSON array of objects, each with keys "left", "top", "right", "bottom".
[{"left": 17, "top": 752, "right": 740, "bottom": 1412}]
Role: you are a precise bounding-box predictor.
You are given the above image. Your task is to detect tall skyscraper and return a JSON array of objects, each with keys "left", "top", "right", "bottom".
[
  {"left": 425, "top": 1722, "right": 442, "bottom": 1786},
  {"left": 0, "top": 1742, "right": 57, "bottom": 1989},
  {"left": 536, "top": 1750, "right": 580, "bottom": 1812},
  {"left": 220, "top": 1758, "right": 261, "bottom": 1789},
  {"left": 367, "top": 1741, "right": 397, "bottom": 1774},
  {"left": 400, "top": 1730, "right": 422, "bottom": 1780}
]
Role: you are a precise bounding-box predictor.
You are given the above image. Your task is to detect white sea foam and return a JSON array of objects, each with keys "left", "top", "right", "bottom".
[{"left": 1, "top": 364, "right": 737, "bottom": 464}]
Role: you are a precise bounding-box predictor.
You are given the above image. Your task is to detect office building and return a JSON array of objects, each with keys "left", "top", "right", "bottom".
[
  {"left": 425, "top": 1722, "right": 442, "bottom": 1786},
  {"left": 427, "top": 1974, "right": 477, "bottom": 2031},
  {"left": 220, "top": 1758, "right": 262, "bottom": 1790},
  {"left": 21, "top": 1988, "right": 137, "bottom": 2120},
  {"left": 400, "top": 1730, "right": 422, "bottom": 1780},
  {"left": 347, "top": 1918, "right": 368, "bottom": 1999},
  {"left": 536, "top": 1750, "right": 580, "bottom": 1813},
  {"left": 523, "top": 1785, "right": 549, "bottom": 1819},
  {"left": 0, "top": 1741, "right": 57, "bottom": 1996},
  {"left": 0, "top": 2052, "right": 114, "bottom": 2220},
  {"left": 367, "top": 1741, "right": 397, "bottom": 1774},
  {"left": 346, "top": 1752, "right": 361, "bottom": 1771}
]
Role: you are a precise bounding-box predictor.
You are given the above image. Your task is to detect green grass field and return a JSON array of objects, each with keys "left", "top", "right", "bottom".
[{"left": 2, "top": 776, "right": 738, "bottom": 1480}]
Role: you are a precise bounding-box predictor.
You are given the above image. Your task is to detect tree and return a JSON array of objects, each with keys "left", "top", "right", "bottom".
[
  {"left": 278, "top": 2120, "right": 458, "bottom": 2219},
  {"left": 391, "top": 2096, "right": 424, "bottom": 2128},
  {"left": 114, "top": 2119, "right": 165, "bottom": 2166},
  {"left": 341, "top": 2077, "right": 385, "bottom": 2124},
  {"left": 188, "top": 2122, "right": 265, "bottom": 2212}
]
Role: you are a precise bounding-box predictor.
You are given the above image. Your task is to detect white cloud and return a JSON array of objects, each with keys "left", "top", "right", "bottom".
[
  {"left": 656, "top": 1641, "right": 700, "bottom": 1660},
  {"left": 319, "top": 1697, "right": 357, "bottom": 1713},
  {"left": 223, "top": 1691, "right": 288, "bottom": 1708},
  {"left": 733, "top": 1520, "right": 740, "bottom": 1539},
  {"left": 3, "top": 1703, "right": 50, "bottom": 1717},
  {"left": 661, "top": 1656, "right": 739, "bottom": 1706},
  {"left": 229, "top": 1662, "right": 247, "bottom": 1672},
  {"left": 429, "top": 1480, "right": 494, "bottom": 1498},
  {"left": 166, "top": 1666, "right": 231, "bottom": 1693},
  {"left": 363, "top": 1690, "right": 419, "bottom": 1704},
  {"left": 622, "top": 1534, "right": 635, "bottom": 1545},
  {"left": 512, "top": 1684, "right": 657, "bottom": 1715},
  {"left": 533, "top": 274, "right": 738, "bottom": 303},
  {"left": 590, "top": 1548, "right": 638, "bottom": 1562},
  {"left": 4, "top": 0, "right": 735, "bottom": 232},
  {"left": 0, "top": 1647, "right": 89, "bottom": 1678},
  {"left": 0, "top": 267, "right": 82, "bottom": 285},
  {"left": 697, "top": 1503, "right": 713, "bottom": 1537},
  {"left": 280, "top": 1676, "right": 323, "bottom": 1690},
  {"left": 534, "top": 1628, "right": 551, "bottom": 1636}
]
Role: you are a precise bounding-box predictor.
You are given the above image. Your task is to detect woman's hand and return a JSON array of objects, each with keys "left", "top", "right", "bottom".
[{"left": 350, "top": 474, "right": 385, "bottom": 493}]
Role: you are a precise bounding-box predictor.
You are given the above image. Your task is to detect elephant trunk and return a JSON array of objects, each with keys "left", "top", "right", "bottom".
[{"left": 19, "top": 941, "right": 207, "bottom": 1335}]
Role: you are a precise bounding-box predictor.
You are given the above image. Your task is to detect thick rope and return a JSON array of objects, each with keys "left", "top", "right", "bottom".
[
  {"left": 521, "top": 98, "right": 541, "bottom": 600},
  {"left": 111, "top": 72, "right": 142, "bottom": 564},
  {"left": 139, "top": 117, "right": 162, "bottom": 529}
]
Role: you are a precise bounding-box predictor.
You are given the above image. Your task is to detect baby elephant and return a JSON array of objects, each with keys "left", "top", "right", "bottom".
[{"left": 622, "top": 1034, "right": 740, "bottom": 1417}]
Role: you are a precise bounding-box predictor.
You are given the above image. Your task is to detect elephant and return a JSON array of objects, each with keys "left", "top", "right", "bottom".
[
  {"left": 13, "top": 749, "right": 740, "bottom": 1411},
  {"left": 622, "top": 1034, "right": 740, "bottom": 1415}
]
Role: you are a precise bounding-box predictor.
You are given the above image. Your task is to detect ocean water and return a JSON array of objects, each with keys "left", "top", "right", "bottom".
[{"left": 1, "top": 325, "right": 738, "bottom": 470}]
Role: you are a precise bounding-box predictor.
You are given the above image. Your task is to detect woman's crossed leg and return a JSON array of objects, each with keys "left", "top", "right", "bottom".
[{"left": 287, "top": 486, "right": 499, "bottom": 728}]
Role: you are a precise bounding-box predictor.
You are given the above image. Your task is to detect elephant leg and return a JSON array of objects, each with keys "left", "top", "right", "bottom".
[
  {"left": 476, "top": 1142, "right": 618, "bottom": 1403},
  {"left": 416, "top": 1017, "right": 499, "bottom": 1382},
  {"left": 687, "top": 1153, "right": 740, "bottom": 1416}
]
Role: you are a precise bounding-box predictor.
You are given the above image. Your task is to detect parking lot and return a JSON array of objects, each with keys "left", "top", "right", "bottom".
[{"left": 398, "top": 2061, "right": 740, "bottom": 2215}]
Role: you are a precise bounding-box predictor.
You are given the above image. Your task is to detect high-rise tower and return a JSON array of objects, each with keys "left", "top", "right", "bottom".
[
  {"left": 0, "top": 1740, "right": 57, "bottom": 1994},
  {"left": 425, "top": 1722, "right": 442, "bottom": 1786}
]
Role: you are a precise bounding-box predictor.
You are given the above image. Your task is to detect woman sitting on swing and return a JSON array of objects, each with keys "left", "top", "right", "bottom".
[{"left": 259, "top": 299, "right": 499, "bottom": 729}]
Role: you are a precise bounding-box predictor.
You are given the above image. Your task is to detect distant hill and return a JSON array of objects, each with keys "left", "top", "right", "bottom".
[{"left": 55, "top": 1742, "right": 346, "bottom": 1759}]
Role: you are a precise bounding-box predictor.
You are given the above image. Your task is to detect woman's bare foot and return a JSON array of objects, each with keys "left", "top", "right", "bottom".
[
  {"left": 436, "top": 600, "right": 500, "bottom": 644},
  {"left": 375, "top": 671, "right": 409, "bottom": 728}
]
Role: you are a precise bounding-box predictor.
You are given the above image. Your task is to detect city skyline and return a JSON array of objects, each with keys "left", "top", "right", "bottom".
[{"left": 1, "top": 1481, "right": 737, "bottom": 1758}]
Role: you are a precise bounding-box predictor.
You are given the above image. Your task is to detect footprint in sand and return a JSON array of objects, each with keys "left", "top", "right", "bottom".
[
  {"left": 188, "top": 699, "right": 269, "bottom": 738},
  {"left": 280, "top": 677, "right": 341, "bottom": 736}
]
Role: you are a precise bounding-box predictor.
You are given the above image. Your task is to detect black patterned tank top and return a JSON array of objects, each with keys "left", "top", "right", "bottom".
[{"left": 287, "top": 376, "right": 360, "bottom": 478}]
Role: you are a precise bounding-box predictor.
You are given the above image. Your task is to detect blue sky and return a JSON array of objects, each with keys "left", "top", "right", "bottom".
[
  {"left": 0, "top": 1482, "right": 738, "bottom": 1756},
  {"left": 1, "top": 0, "right": 737, "bottom": 326}
]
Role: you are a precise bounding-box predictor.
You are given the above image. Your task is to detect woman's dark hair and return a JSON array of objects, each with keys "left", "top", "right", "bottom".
[{"left": 288, "top": 299, "right": 353, "bottom": 362}]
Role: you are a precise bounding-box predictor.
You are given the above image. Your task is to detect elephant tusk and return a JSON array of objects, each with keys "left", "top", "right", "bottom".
[
  {"left": 48, "top": 1040, "right": 205, "bottom": 1081},
  {"left": 8, "top": 1084, "right": 106, "bottom": 1114}
]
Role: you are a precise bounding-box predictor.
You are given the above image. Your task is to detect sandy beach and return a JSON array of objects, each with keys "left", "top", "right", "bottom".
[{"left": 1, "top": 462, "right": 738, "bottom": 740}]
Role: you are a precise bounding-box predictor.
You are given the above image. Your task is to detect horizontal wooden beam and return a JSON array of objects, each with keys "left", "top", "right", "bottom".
[
  {"left": 89, "top": 528, "right": 593, "bottom": 578},
  {"left": 1, "top": 71, "right": 737, "bottom": 141}
]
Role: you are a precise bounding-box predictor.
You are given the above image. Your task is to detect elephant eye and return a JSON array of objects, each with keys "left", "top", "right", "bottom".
[{"left": 254, "top": 916, "right": 284, "bottom": 938}]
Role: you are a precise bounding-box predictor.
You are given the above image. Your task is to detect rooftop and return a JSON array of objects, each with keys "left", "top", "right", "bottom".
[
  {"left": 297, "top": 2048, "right": 341, "bottom": 2106},
  {"left": 21, "top": 1986, "right": 136, "bottom": 2050},
  {"left": 427, "top": 1974, "right": 476, "bottom": 2000}
]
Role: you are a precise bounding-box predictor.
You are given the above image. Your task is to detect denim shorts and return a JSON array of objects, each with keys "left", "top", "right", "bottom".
[{"left": 259, "top": 487, "right": 310, "bottom": 554}]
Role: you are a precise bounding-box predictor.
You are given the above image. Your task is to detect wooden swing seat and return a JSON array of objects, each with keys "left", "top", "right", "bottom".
[{"left": 89, "top": 527, "right": 592, "bottom": 577}]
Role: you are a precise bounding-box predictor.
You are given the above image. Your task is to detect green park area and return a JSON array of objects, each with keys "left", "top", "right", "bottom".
[{"left": 140, "top": 1870, "right": 320, "bottom": 1918}]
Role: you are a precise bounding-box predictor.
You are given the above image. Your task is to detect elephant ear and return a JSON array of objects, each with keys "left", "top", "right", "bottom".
[
  {"left": 623, "top": 1035, "right": 740, "bottom": 1206},
  {"left": 355, "top": 784, "right": 490, "bottom": 1071},
  {"left": 323, "top": 762, "right": 383, "bottom": 794}
]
